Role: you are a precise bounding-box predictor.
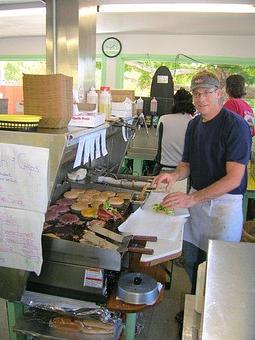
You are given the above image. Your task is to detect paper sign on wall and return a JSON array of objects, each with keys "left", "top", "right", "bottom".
[
  {"left": 0, "top": 143, "right": 49, "bottom": 213},
  {"left": 0, "top": 207, "right": 45, "bottom": 275}
]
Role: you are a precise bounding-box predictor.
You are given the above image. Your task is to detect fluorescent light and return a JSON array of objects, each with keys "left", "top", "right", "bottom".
[
  {"left": 99, "top": 3, "right": 255, "bottom": 14},
  {"left": 0, "top": 7, "right": 45, "bottom": 18}
]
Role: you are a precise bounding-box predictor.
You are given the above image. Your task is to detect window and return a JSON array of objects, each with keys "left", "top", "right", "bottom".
[
  {"left": 0, "top": 57, "right": 46, "bottom": 113},
  {"left": 0, "top": 60, "right": 46, "bottom": 85},
  {"left": 120, "top": 54, "right": 255, "bottom": 108},
  {"left": 0, "top": 56, "right": 105, "bottom": 113}
]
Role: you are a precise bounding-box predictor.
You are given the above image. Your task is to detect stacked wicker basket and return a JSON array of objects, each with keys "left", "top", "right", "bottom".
[
  {"left": 242, "top": 220, "right": 255, "bottom": 242},
  {"left": 23, "top": 73, "right": 73, "bottom": 129}
]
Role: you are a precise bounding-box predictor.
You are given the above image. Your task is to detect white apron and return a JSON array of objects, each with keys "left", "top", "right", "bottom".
[{"left": 184, "top": 191, "right": 243, "bottom": 252}]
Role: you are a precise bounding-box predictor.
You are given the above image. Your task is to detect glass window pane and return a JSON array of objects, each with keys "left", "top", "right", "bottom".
[
  {"left": 0, "top": 60, "right": 46, "bottom": 113},
  {"left": 123, "top": 58, "right": 255, "bottom": 109},
  {"left": 96, "top": 60, "right": 102, "bottom": 89}
]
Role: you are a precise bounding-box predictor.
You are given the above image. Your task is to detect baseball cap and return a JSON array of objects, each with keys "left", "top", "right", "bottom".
[{"left": 191, "top": 71, "right": 220, "bottom": 91}]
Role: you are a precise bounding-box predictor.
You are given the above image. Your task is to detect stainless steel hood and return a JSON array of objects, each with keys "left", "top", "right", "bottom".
[{"left": 46, "top": 0, "right": 96, "bottom": 93}]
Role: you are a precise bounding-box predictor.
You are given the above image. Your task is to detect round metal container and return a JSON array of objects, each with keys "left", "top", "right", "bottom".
[{"left": 117, "top": 272, "right": 159, "bottom": 305}]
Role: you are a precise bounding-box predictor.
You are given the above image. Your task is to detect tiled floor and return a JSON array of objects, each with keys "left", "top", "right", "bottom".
[{"left": 136, "top": 263, "right": 191, "bottom": 340}]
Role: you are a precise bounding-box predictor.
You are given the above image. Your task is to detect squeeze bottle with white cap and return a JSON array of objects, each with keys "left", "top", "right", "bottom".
[
  {"left": 87, "top": 87, "right": 98, "bottom": 113},
  {"left": 136, "top": 97, "right": 144, "bottom": 116},
  {"left": 150, "top": 97, "right": 159, "bottom": 128},
  {"left": 99, "top": 88, "right": 111, "bottom": 119}
]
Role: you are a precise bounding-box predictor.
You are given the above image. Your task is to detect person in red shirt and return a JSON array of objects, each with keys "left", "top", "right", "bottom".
[{"left": 224, "top": 74, "right": 254, "bottom": 136}]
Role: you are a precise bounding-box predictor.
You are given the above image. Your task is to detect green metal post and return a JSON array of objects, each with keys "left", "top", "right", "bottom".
[
  {"left": 125, "top": 313, "right": 136, "bottom": 340},
  {"left": 7, "top": 302, "right": 26, "bottom": 340},
  {"left": 132, "top": 158, "right": 143, "bottom": 176}
]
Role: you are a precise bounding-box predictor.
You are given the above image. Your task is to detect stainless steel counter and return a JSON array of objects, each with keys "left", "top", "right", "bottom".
[{"left": 203, "top": 240, "right": 255, "bottom": 340}]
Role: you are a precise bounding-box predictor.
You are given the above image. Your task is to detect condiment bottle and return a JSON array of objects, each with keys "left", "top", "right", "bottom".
[
  {"left": 136, "top": 97, "right": 144, "bottom": 116},
  {"left": 99, "top": 87, "right": 111, "bottom": 119},
  {"left": 87, "top": 87, "right": 98, "bottom": 113},
  {"left": 150, "top": 97, "right": 159, "bottom": 128},
  {"left": 78, "top": 86, "right": 84, "bottom": 102}
]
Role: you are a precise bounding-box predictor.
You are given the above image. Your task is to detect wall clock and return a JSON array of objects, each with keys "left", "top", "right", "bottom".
[{"left": 102, "top": 37, "right": 122, "bottom": 58}]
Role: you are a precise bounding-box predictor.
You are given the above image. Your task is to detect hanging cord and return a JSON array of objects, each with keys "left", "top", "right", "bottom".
[{"left": 173, "top": 53, "right": 206, "bottom": 81}]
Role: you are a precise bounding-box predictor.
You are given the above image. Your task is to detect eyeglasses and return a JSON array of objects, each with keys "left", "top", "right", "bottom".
[{"left": 192, "top": 89, "right": 217, "bottom": 98}]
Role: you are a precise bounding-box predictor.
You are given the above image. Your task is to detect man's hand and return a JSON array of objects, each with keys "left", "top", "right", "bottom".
[
  {"left": 161, "top": 192, "right": 196, "bottom": 209},
  {"left": 152, "top": 172, "right": 178, "bottom": 191}
]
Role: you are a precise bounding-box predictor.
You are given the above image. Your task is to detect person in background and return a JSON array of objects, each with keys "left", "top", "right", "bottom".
[
  {"left": 152, "top": 70, "right": 251, "bottom": 297},
  {"left": 154, "top": 88, "right": 195, "bottom": 173},
  {"left": 224, "top": 74, "right": 254, "bottom": 136}
]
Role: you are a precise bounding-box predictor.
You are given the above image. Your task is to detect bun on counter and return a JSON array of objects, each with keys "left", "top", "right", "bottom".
[
  {"left": 71, "top": 201, "right": 89, "bottom": 212},
  {"left": 116, "top": 192, "right": 132, "bottom": 200},
  {"left": 51, "top": 316, "right": 114, "bottom": 334},
  {"left": 108, "top": 197, "right": 124, "bottom": 207},
  {"left": 82, "top": 319, "right": 113, "bottom": 331},
  {"left": 64, "top": 190, "right": 80, "bottom": 199},
  {"left": 104, "top": 191, "right": 116, "bottom": 198},
  {"left": 51, "top": 316, "right": 84, "bottom": 332}
]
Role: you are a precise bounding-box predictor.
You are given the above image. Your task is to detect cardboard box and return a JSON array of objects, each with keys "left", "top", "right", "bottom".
[
  {"left": 77, "top": 103, "right": 96, "bottom": 112},
  {"left": 111, "top": 101, "right": 133, "bottom": 118},
  {"left": 111, "top": 89, "right": 135, "bottom": 102},
  {"left": 23, "top": 73, "right": 73, "bottom": 128}
]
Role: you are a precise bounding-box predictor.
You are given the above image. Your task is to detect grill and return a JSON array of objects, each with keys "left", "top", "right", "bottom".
[{"left": 0, "top": 123, "right": 140, "bottom": 304}]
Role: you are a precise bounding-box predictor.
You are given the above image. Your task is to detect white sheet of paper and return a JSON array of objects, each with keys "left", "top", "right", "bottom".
[
  {"left": 0, "top": 143, "right": 49, "bottom": 213},
  {"left": 118, "top": 206, "right": 187, "bottom": 239},
  {"left": 141, "top": 234, "right": 183, "bottom": 263},
  {"left": 118, "top": 191, "right": 187, "bottom": 262},
  {"left": 83, "top": 139, "right": 90, "bottom": 165},
  {"left": 95, "top": 132, "right": 101, "bottom": 159},
  {"left": 89, "top": 134, "right": 95, "bottom": 161},
  {"left": 74, "top": 136, "right": 85, "bottom": 168},
  {"left": 118, "top": 192, "right": 189, "bottom": 239},
  {"left": 100, "top": 129, "right": 108, "bottom": 156},
  {"left": 122, "top": 126, "right": 128, "bottom": 141},
  {"left": 141, "top": 192, "right": 190, "bottom": 217},
  {"left": 156, "top": 179, "right": 188, "bottom": 194},
  {"left": 0, "top": 207, "right": 45, "bottom": 275}
]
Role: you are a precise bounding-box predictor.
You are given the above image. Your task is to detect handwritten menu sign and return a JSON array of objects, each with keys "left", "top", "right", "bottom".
[
  {"left": 0, "top": 143, "right": 49, "bottom": 274},
  {"left": 0, "top": 207, "right": 45, "bottom": 275},
  {"left": 0, "top": 143, "right": 49, "bottom": 213}
]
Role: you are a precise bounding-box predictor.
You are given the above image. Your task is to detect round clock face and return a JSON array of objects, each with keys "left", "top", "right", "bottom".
[{"left": 102, "top": 37, "right": 122, "bottom": 58}]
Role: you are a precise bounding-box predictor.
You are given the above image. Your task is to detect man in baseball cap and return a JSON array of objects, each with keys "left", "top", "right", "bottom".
[
  {"left": 152, "top": 68, "right": 251, "bottom": 302},
  {"left": 190, "top": 70, "right": 220, "bottom": 91}
]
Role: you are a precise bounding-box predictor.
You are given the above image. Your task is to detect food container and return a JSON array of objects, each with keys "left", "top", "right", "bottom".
[{"left": 117, "top": 272, "right": 158, "bottom": 305}]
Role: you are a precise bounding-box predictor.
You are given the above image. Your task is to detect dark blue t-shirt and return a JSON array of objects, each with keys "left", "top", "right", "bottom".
[{"left": 182, "top": 108, "right": 251, "bottom": 194}]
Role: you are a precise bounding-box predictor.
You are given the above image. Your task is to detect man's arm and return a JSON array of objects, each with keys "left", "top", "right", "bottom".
[
  {"left": 162, "top": 161, "right": 245, "bottom": 208},
  {"left": 152, "top": 162, "right": 190, "bottom": 190},
  {"left": 174, "top": 162, "right": 191, "bottom": 181}
]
